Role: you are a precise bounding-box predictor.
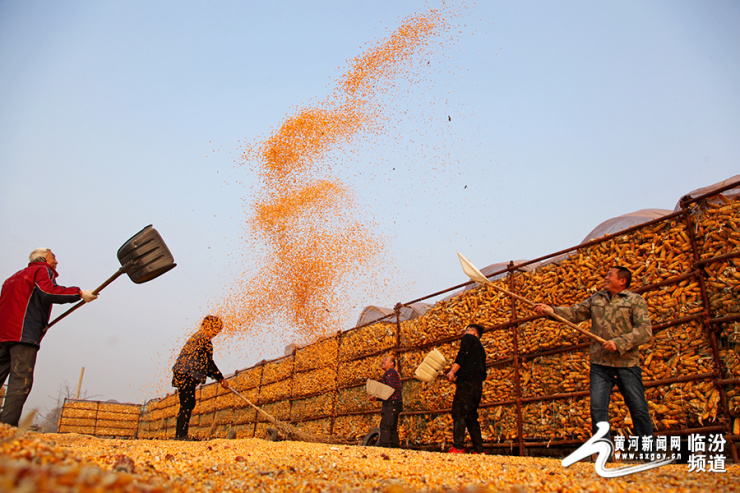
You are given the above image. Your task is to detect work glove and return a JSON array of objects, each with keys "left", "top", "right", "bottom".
[{"left": 80, "top": 290, "right": 98, "bottom": 303}]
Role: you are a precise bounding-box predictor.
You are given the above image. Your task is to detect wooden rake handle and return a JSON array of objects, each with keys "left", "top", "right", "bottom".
[
  {"left": 225, "top": 384, "right": 336, "bottom": 444},
  {"left": 226, "top": 385, "right": 273, "bottom": 422}
]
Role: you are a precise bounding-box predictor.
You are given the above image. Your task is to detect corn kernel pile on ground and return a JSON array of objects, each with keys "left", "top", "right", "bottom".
[{"left": 1, "top": 425, "right": 738, "bottom": 492}]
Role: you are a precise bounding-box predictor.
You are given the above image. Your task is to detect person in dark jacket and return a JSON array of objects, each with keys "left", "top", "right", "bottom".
[
  {"left": 0, "top": 248, "right": 97, "bottom": 426},
  {"left": 446, "top": 323, "right": 487, "bottom": 454},
  {"left": 172, "top": 315, "right": 228, "bottom": 440},
  {"left": 372, "top": 356, "right": 403, "bottom": 448}
]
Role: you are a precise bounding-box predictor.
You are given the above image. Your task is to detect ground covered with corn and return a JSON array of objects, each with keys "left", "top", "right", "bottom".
[{"left": 1, "top": 425, "right": 737, "bottom": 492}]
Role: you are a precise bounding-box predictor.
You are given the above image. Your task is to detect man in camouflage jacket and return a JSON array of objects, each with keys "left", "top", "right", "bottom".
[
  {"left": 534, "top": 266, "right": 653, "bottom": 445},
  {"left": 172, "top": 315, "right": 228, "bottom": 440}
]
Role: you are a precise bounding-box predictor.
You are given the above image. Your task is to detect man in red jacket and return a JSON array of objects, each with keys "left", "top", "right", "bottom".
[{"left": 0, "top": 248, "right": 97, "bottom": 426}]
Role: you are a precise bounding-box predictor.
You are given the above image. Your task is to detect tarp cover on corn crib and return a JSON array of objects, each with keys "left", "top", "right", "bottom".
[
  {"left": 580, "top": 209, "right": 672, "bottom": 243},
  {"left": 674, "top": 174, "right": 740, "bottom": 211},
  {"left": 355, "top": 303, "right": 431, "bottom": 327}
]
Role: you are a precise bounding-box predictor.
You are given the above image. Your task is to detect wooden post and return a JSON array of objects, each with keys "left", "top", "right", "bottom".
[{"left": 75, "top": 367, "right": 85, "bottom": 399}]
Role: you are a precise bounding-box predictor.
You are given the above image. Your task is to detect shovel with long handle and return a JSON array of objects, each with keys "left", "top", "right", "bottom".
[{"left": 457, "top": 252, "right": 606, "bottom": 345}]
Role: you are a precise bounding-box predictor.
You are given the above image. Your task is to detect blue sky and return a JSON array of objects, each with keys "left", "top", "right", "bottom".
[{"left": 1, "top": 0, "right": 738, "bottom": 419}]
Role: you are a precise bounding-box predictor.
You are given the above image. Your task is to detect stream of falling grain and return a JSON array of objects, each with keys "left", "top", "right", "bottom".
[{"left": 212, "top": 8, "right": 451, "bottom": 350}]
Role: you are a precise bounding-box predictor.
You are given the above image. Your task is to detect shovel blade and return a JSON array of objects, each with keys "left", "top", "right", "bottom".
[
  {"left": 457, "top": 251, "right": 490, "bottom": 285},
  {"left": 117, "top": 225, "right": 176, "bottom": 284}
]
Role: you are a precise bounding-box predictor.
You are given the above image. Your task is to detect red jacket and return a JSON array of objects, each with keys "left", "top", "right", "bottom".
[{"left": 0, "top": 261, "right": 81, "bottom": 346}]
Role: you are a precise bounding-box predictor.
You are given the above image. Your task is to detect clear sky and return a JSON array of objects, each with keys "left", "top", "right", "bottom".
[{"left": 1, "top": 1, "right": 738, "bottom": 421}]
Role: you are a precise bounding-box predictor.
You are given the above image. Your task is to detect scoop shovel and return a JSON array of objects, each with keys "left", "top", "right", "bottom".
[
  {"left": 457, "top": 251, "right": 606, "bottom": 344},
  {"left": 46, "top": 225, "right": 177, "bottom": 330}
]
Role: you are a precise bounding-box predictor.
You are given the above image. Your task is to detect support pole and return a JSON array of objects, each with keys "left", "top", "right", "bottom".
[{"left": 75, "top": 367, "right": 85, "bottom": 400}]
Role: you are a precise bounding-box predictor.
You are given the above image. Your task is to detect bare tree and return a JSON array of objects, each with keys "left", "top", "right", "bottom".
[{"left": 37, "top": 381, "right": 98, "bottom": 433}]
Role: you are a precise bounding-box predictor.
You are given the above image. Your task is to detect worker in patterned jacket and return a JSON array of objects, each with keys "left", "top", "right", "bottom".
[
  {"left": 533, "top": 265, "right": 653, "bottom": 447},
  {"left": 0, "top": 248, "right": 97, "bottom": 426},
  {"left": 172, "top": 315, "right": 228, "bottom": 440}
]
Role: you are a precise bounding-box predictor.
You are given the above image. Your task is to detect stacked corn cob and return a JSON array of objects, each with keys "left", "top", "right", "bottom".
[
  {"left": 696, "top": 197, "right": 740, "bottom": 434},
  {"left": 58, "top": 401, "right": 140, "bottom": 438},
  {"left": 60, "top": 189, "right": 740, "bottom": 455}
]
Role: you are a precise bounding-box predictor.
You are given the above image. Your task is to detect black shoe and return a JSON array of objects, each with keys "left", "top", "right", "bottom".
[{"left": 173, "top": 436, "right": 192, "bottom": 441}]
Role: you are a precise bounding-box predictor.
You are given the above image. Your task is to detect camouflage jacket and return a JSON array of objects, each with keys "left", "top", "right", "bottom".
[{"left": 553, "top": 289, "right": 652, "bottom": 367}]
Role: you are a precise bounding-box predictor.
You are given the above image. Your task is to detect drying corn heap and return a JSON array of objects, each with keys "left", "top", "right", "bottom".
[
  {"left": 3, "top": 424, "right": 739, "bottom": 493},
  {"left": 61, "top": 177, "right": 740, "bottom": 460}
]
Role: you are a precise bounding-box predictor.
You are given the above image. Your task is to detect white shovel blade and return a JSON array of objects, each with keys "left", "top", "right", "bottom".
[{"left": 457, "top": 251, "right": 490, "bottom": 285}]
